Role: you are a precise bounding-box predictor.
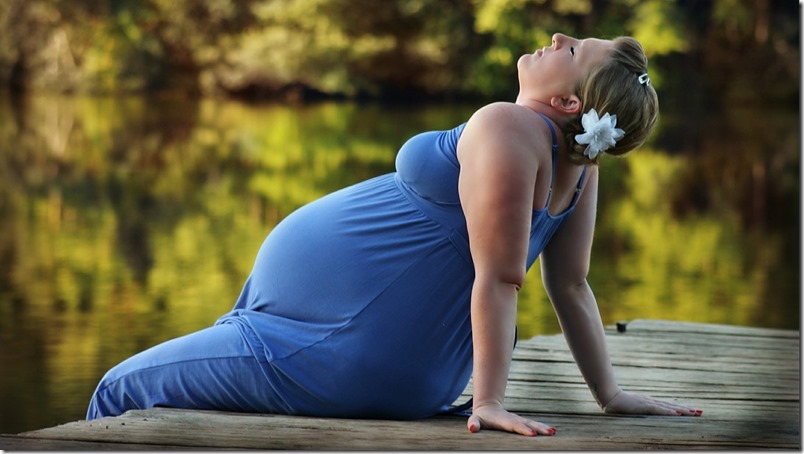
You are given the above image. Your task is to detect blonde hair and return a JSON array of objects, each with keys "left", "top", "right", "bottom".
[{"left": 565, "top": 37, "right": 659, "bottom": 165}]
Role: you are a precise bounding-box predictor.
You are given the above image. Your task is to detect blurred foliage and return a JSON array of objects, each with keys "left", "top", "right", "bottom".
[{"left": 0, "top": 0, "right": 798, "bottom": 101}]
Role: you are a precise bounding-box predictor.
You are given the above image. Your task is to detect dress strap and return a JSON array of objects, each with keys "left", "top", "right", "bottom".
[
  {"left": 534, "top": 112, "right": 559, "bottom": 208},
  {"left": 534, "top": 112, "right": 588, "bottom": 210},
  {"left": 569, "top": 165, "right": 588, "bottom": 207}
]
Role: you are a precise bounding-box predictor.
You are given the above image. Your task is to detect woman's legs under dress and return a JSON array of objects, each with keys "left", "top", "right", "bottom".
[{"left": 86, "top": 323, "right": 280, "bottom": 420}]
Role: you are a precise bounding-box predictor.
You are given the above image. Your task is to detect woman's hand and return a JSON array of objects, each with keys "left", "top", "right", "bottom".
[
  {"left": 467, "top": 402, "right": 556, "bottom": 436},
  {"left": 602, "top": 390, "right": 702, "bottom": 416}
]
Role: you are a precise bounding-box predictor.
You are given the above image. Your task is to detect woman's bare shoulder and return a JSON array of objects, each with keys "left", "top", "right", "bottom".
[
  {"left": 467, "top": 102, "right": 538, "bottom": 126},
  {"left": 459, "top": 102, "right": 554, "bottom": 157}
]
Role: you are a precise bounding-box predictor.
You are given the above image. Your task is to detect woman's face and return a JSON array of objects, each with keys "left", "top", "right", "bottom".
[{"left": 517, "top": 33, "right": 613, "bottom": 104}]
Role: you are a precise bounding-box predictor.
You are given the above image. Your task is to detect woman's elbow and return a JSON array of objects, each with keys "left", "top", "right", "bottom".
[
  {"left": 541, "top": 267, "right": 589, "bottom": 300},
  {"left": 475, "top": 266, "right": 527, "bottom": 293}
]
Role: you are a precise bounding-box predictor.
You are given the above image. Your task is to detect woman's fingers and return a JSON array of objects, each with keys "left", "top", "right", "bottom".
[
  {"left": 529, "top": 421, "right": 558, "bottom": 436},
  {"left": 467, "top": 414, "right": 481, "bottom": 433},
  {"left": 509, "top": 418, "right": 554, "bottom": 437},
  {"left": 467, "top": 410, "right": 557, "bottom": 436},
  {"left": 605, "top": 390, "right": 703, "bottom": 417},
  {"left": 671, "top": 405, "right": 703, "bottom": 416},
  {"left": 650, "top": 397, "right": 703, "bottom": 416}
]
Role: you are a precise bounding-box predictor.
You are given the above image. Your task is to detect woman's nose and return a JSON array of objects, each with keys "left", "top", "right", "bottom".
[{"left": 552, "top": 33, "right": 572, "bottom": 48}]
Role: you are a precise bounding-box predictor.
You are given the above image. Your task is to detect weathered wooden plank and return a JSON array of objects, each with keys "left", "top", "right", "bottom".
[
  {"left": 606, "top": 340, "right": 798, "bottom": 359},
  {"left": 515, "top": 346, "right": 800, "bottom": 367},
  {"left": 518, "top": 345, "right": 800, "bottom": 360},
  {"left": 543, "top": 322, "right": 799, "bottom": 345},
  {"left": 14, "top": 407, "right": 799, "bottom": 451},
  {"left": 501, "top": 382, "right": 799, "bottom": 402},
  {"left": 508, "top": 364, "right": 801, "bottom": 389},
  {"left": 519, "top": 332, "right": 800, "bottom": 358},
  {"left": 500, "top": 394, "right": 799, "bottom": 419},
  {"left": 501, "top": 382, "right": 799, "bottom": 404},
  {"left": 513, "top": 350, "right": 798, "bottom": 375},
  {"left": 507, "top": 360, "right": 799, "bottom": 391},
  {"left": 513, "top": 355, "right": 799, "bottom": 379},
  {"left": 0, "top": 434, "right": 204, "bottom": 451},
  {"left": 622, "top": 319, "right": 800, "bottom": 338},
  {"left": 526, "top": 330, "right": 799, "bottom": 349}
]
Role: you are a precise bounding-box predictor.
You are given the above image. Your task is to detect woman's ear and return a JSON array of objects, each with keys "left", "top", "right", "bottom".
[{"left": 550, "top": 94, "right": 582, "bottom": 115}]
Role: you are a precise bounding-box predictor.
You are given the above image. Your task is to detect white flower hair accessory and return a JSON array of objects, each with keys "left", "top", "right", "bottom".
[{"left": 575, "top": 108, "right": 625, "bottom": 159}]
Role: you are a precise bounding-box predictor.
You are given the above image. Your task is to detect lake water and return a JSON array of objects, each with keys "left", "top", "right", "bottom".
[{"left": 0, "top": 93, "right": 798, "bottom": 434}]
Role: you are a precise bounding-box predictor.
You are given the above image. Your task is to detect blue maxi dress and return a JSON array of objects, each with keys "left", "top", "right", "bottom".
[{"left": 86, "top": 113, "right": 586, "bottom": 421}]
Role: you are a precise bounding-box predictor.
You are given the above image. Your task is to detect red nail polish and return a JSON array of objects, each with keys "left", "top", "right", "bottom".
[{"left": 469, "top": 423, "right": 477, "bottom": 432}]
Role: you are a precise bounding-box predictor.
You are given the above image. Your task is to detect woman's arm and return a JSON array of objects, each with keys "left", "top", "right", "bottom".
[
  {"left": 540, "top": 168, "right": 620, "bottom": 406},
  {"left": 457, "top": 102, "right": 556, "bottom": 436},
  {"left": 541, "top": 167, "right": 701, "bottom": 416}
]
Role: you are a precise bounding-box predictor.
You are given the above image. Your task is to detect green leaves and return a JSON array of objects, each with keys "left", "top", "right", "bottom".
[{"left": 0, "top": 0, "right": 797, "bottom": 101}]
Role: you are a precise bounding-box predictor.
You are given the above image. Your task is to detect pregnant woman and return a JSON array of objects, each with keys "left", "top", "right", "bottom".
[{"left": 87, "top": 33, "right": 701, "bottom": 436}]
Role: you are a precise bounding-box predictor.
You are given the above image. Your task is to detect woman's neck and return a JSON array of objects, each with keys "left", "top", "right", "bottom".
[{"left": 514, "top": 97, "right": 571, "bottom": 130}]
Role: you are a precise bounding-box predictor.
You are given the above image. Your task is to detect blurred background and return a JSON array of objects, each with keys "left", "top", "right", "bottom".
[{"left": 0, "top": 0, "right": 799, "bottom": 435}]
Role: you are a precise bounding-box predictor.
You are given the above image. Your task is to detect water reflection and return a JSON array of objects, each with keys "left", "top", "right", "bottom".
[{"left": 0, "top": 93, "right": 798, "bottom": 434}]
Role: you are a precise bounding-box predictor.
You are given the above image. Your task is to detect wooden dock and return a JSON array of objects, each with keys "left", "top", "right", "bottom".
[{"left": 1, "top": 319, "right": 799, "bottom": 450}]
